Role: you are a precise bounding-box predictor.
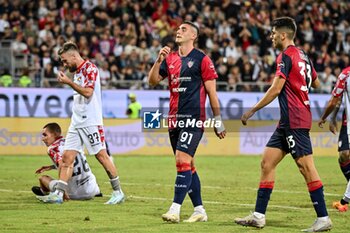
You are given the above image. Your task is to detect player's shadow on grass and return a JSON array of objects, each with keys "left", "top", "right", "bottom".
[{"left": 267, "top": 219, "right": 297, "bottom": 229}]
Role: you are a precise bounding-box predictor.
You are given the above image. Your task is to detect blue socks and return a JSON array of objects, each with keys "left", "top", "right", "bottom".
[
  {"left": 255, "top": 181, "right": 274, "bottom": 214},
  {"left": 173, "top": 163, "right": 192, "bottom": 205},
  {"left": 188, "top": 170, "right": 203, "bottom": 207},
  {"left": 308, "top": 180, "right": 328, "bottom": 217}
]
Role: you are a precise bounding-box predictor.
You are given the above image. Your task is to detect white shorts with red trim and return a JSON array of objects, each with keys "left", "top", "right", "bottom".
[{"left": 64, "top": 125, "right": 106, "bottom": 155}]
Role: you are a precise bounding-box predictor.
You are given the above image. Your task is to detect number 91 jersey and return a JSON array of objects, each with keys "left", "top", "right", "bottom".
[
  {"left": 48, "top": 137, "right": 99, "bottom": 199},
  {"left": 275, "top": 45, "right": 317, "bottom": 129}
]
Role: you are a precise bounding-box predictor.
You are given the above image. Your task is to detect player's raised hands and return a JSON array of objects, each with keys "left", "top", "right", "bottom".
[
  {"left": 57, "top": 71, "right": 71, "bottom": 85},
  {"left": 157, "top": 46, "right": 171, "bottom": 63}
]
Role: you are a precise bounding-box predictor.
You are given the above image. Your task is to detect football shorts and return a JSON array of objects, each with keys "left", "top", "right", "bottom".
[
  {"left": 169, "top": 128, "right": 203, "bottom": 157},
  {"left": 266, "top": 128, "right": 312, "bottom": 159},
  {"left": 64, "top": 125, "right": 106, "bottom": 155}
]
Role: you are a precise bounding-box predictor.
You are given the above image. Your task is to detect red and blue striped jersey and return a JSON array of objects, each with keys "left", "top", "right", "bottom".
[
  {"left": 159, "top": 48, "right": 218, "bottom": 128},
  {"left": 275, "top": 45, "right": 317, "bottom": 129}
]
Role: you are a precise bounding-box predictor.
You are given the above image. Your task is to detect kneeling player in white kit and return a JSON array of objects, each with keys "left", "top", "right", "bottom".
[{"left": 32, "top": 123, "right": 101, "bottom": 200}]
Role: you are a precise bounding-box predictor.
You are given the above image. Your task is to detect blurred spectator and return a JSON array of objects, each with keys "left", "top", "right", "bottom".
[
  {"left": 154, "top": 14, "right": 171, "bottom": 39},
  {"left": 222, "top": 38, "right": 242, "bottom": 64},
  {"left": 11, "top": 32, "right": 28, "bottom": 54},
  {"left": 238, "top": 21, "right": 252, "bottom": 52},
  {"left": 1, "top": 0, "right": 350, "bottom": 92},
  {"left": 38, "top": 0, "right": 49, "bottom": 19},
  {"left": 300, "top": 19, "right": 314, "bottom": 43},
  {"left": 2, "top": 23, "right": 14, "bottom": 39},
  {"left": 99, "top": 61, "right": 111, "bottom": 89},
  {"left": 318, "top": 67, "right": 337, "bottom": 94},
  {"left": 149, "top": 39, "right": 162, "bottom": 63},
  {"left": 256, "top": 70, "right": 272, "bottom": 92},
  {"left": 38, "top": 23, "right": 53, "bottom": 45},
  {"left": 0, "top": 13, "right": 10, "bottom": 38},
  {"left": 18, "top": 69, "right": 32, "bottom": 88},
  {"left": 239, "top": 61, "right": 254, "bottom": 92},
  {"left": 227, "top": 66, "right": 241, "bottom": 92},
  {"left": 43, "top": 63, "right": 60, "bottom": 88},
  {"left": 126, "top": 93, "right": 142, "bottom": 119},
  {"left": 343, "top": 33, "right": 350, "bottom": 54},
  {"left": 99, "top": 31, "right": 114, "bottom": 57},
  {"left": 0, "top": 68, "right": 13, "bottom": 87},
  {"left": 90, "top": 35, "right": 101, "bottom": 58}
]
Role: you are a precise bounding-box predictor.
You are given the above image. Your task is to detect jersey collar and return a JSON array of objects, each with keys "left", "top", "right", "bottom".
[
  {"left": 76, "top": 60, "right": 87, "bottom": 72},
  {"left": 53, "top": 136, "right": 63, "bottom": 144}
]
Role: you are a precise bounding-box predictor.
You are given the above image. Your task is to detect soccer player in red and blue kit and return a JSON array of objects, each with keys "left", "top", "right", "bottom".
[
  {"left": 235, "top": 17, "right": 332, "bottom": 232},
  {"left": 148, "top": 21, "right": 226, "bottom": 223}
]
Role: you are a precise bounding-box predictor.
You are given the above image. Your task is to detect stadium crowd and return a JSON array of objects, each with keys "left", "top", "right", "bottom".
[{"left": 0, "top": 0, "right": 349, "bottom": 92}]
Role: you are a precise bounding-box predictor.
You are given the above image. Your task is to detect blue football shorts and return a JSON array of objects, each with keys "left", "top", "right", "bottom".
[
  {"left": 266, "top": 128, "right": 312, "bottom": 159},
  {"left": 169, "top": 128, "right": 203, "bottom": 157}
]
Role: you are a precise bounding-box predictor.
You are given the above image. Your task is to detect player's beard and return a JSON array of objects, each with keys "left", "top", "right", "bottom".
[
  {"left": 273, "top": 35, "right": 283, "bottom": 51},
  {"left": 275, "top": 42, "right": 283, "bottom": 51},
  {"left": 67, "top": 64, "right": 77, "bottom": 73}
]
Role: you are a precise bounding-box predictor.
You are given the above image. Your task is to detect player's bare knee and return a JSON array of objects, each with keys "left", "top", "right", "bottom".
[
  {"left": 175, "top": 151, "right": 192, "bottom": 165},
  {"left": 295, "top": 160, "right": 313, "bottom": 177},
  {"left": 175, "top": 157, "right": 192, "bottom": 165},
  {"left": 260, "top": 159, "right": 273, "bottom": 173},
  {"left": 39, "top": 175, "right": 49, "bottom": 183},
  {"left": 339, "top": 150, "right": 350, "bottom": 163}
]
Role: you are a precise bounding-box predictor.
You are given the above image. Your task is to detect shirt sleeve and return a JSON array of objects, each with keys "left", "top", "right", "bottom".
[
  {"left": 275, "top": 53, "right": 292, "bottom": 80},
  {"left": 201, "top": 55, "right": 218, "bottom": 82},
  {"left": 332, "top": 70, "right": 348, "bottom": 97},
  {"left": 83, "top": 63, "right": 98, "bottom": 89},
  {"left": 48, "top": 146, "right": 62, "bottom": 166},
  {"left": 159, "top": 60, "right": 168, "bottom": 79}
]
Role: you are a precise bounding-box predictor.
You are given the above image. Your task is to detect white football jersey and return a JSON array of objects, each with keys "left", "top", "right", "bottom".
[
  {"left": 332, "top": 67, "right": 350, "bottom": 134},
  {"left": 70, "top": 60, "right": 103, "bottom": 128},
  {"left": 47, "top": 137, "right": 100, "bottom": 199}
]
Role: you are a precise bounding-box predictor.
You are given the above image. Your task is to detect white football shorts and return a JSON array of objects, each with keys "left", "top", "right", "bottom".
[{"left": 64, "top": 125, "right": 106, "bottom": 155}]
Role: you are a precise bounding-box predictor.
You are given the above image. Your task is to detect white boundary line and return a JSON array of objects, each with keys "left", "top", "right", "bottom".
[
  {"left": 128, "top": 195, "right": 308, "bottom": 210},
  {"left": 0, "top": 188, "right": 338, "bottom": 212},
  {"left": 109, "top": 182, "right": 341, "bottom": 197}
]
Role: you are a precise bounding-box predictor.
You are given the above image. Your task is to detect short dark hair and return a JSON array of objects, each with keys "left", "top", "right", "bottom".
[
  {"left": 271, "top": 17, "right": 297, "bottom": 39},
  {"left": 182, "top": 21, "right": 199, "bottom": 37},
  {"left": 43, "top": 122, "right": 62, "bottom": 135},
  {"left": 58, "top": 41, "right": 79, "bottom": 56}
]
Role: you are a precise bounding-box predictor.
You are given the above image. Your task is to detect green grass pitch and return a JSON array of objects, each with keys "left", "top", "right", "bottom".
[{"left": 0, "top": 155, "right": 349, "bottom": 233}]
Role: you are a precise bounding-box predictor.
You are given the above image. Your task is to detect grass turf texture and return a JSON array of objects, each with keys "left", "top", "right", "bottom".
[{"left": 0, "top": 155, "right": 348, "bottom": 233}]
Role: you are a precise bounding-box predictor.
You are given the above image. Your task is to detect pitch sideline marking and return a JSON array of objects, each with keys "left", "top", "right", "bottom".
[
  {"left": 0, "top": 188, "right": 338, "bottom": 212},
  {"left": 109, "top": 182, "right": 341, "bottom": 197}
]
